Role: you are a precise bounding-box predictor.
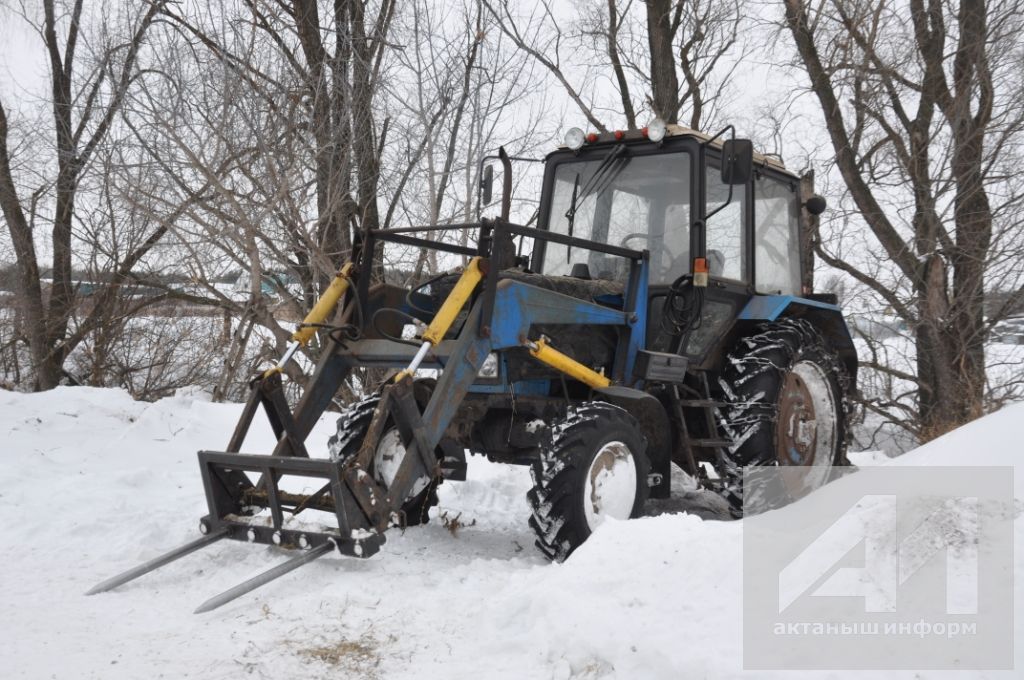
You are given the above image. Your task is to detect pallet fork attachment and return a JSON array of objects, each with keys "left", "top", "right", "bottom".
[{"left": 88, "top": 259, "right": 478, "bottom": 612}]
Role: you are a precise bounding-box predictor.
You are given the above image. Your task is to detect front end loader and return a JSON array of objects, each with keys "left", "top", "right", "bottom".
[{"left": 89, "top": 122, "right": 858, "bottom": 613}]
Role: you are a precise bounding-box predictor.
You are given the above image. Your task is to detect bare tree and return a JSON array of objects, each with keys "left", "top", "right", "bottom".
[
  {"left": 782, "top": 0, "right": 1024, "bottom": 441},
  {"left": 0, "top": 0, "right": 168, "bottom": 389},
  {"left": 382, "top": 0, "right": 547, "bottom": 280},
  {"left": 104, "top": 0, "right": 544, "bottom": 400},
  {"left": 485, "top": 0, "right": 745, "bottom": 131}
]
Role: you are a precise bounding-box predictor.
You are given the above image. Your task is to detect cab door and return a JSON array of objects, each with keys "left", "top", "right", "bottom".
[{"left": 682, "top": 147, "right": 754, "bottom": 369}]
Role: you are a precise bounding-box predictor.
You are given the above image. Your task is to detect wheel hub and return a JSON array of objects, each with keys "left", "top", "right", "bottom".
[
  {"left": 374, "top": 428, "right": 430, "bottom": 501},
  {"left": 583, "top": 441, "right": 637, "bottom": 530},
  {"left": 778, "top": 370, "right": 818, "bottom": 465},
  {"left": 374, "top": 428, "right": 406, "bottom": 488},
  {"left": 775, "top": 359, "right": 839, "bottom": 498}
]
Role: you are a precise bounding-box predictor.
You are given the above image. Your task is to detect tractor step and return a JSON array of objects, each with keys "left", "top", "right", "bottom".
[
  {"left": 677, "top": 398, "right": 728, "bottom": 409},
  {"left": 690, "top": 437, "right": 733, "bottom": 449}
]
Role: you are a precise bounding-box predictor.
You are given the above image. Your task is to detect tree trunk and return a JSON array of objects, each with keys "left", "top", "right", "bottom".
[
  {"left": 293, "top": 0, "right": 351, "bottom": 266},
  {"left": 798, "top": 171, "right": 816, "bottom": 293},
  {"left": 0, "top": 103, "right": 54, "bottom": 388},
  {"left": 349, "top": 0, "right": 392, "bottom": 281},
  {"left": 783, "top": 0, "right": 998, "bottom": 443},
  {"left": 645, "top": 0, "right": 680, "bottom": 124}
]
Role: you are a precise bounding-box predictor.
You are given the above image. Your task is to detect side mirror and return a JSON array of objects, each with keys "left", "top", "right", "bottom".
[
  {"left": 721, "top": 139, "right": 753, "bottom": 185},
  {"left": 481, "top": 165, "right": 494, "bottom": 205},
  {"left": 804, "top": 194, "right": 827, "bottom": 216}
]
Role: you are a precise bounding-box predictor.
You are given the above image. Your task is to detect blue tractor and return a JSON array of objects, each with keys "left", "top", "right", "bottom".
[{"left": 90, "top": 122, "right": 857, "bottom": 612}]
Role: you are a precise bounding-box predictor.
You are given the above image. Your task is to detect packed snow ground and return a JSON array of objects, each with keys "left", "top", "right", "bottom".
[{"left": 0, "top": 387, "right": 1020, "bottom": 679}]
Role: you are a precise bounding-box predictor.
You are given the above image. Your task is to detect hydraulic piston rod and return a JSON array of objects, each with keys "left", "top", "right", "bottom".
[
  {"left": 396, "top": 257, "right": 484, "bottom": 380},
  {"left": 265, "top": 262, "right": 354, "bottom": 377},
  {"left": 525, "top": 337, "right": 611, "bottom": 389}
]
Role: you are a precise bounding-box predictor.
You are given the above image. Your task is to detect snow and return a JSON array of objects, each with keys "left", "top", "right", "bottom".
[{"left": 0, "top": 386, "right": 1021, "bottom": 679}]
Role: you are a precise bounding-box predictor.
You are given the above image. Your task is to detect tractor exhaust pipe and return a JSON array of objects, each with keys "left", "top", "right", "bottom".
[{"left": 499, "top": 146, "right": 512, "bottom": 221}]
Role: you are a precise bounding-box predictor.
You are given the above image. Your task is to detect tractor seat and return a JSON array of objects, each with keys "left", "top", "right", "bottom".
[
  {"left": 496, "top": 269, "right": 625, "bottom": 305},
  {"left": 427, "top": 268, "right": 625, "bottom": 309}
]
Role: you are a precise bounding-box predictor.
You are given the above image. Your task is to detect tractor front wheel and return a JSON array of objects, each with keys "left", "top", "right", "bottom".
[
  {"left": 527, "top": 402, "right": 651, "bottom": 562},
  {"left": 327, "top": 395, "right": 439, "bottom": 526}
]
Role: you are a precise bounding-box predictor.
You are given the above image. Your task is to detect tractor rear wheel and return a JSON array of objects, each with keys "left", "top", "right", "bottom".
[
  {"left": 327, "top": 395, "right": 439, "bottom": 526},
  {"left": 718, "top": 318, "right": 851, "bottom": 510},
  {"left": 527, "top": 402, "right": 651, "bottom": 562}
]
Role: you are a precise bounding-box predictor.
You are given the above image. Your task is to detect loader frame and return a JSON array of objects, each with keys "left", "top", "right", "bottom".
[{"left": 196, "top": 217, "right": 650, "bottom": 552}]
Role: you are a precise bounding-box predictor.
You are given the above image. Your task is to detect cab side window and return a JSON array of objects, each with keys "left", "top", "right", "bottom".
[
  {"left": 704, "top": 164, "right": 748, "bottom": 282},
  {"left": 753, "top": 175, "right": 801, "bottom": 295}
]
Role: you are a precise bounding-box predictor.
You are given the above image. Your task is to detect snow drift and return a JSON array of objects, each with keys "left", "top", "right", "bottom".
[{"left": 0, "top": 387, "right": 1019, "bottom": 679}]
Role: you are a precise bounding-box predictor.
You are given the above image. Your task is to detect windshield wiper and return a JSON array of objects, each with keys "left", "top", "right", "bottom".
[
  {"left": 564, "top": 145, "right": 631, "bottom": 233},
  {"left": 565, "top": 172, "right": 581, "bottom": 242}
]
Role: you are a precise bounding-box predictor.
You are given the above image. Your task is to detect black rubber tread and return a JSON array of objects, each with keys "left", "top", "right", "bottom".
[
  {"left": 527, "top": 401, "right": 651, "bottom": 562},
  {"left": 716, "top": 318, "right": 852, "bottom": 506},
  {"left": 327, "top": 395, "right": 439, "bottom": 527}
]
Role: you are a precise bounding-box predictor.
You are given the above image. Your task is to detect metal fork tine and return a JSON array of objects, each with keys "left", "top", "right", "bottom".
[
  {"left": 86, "top": 529, "right": 228, "bottom": 596},
  {"left": 193, "top": 541, "right": 334, "bottom": 614}
]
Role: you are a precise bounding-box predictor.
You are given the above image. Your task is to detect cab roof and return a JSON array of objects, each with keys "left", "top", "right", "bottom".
[{"left": 557, "top": 124, "right": 796, "bottom": 178}]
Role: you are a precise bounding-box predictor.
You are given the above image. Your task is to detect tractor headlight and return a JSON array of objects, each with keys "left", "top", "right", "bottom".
[
  {"left": 645, "top": 118, "right": 667, "bottom": 142},
  {"left": 477, "top": 352, "right": 499, "bottom": 378},
  {"left": 564, "top": 127, "right": 586, "bottom": 151}
]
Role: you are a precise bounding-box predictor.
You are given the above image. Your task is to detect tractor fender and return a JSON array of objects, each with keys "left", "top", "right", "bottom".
[
  {"left": 737, "top": 295, "right": 858, "bottom": 381},
  {"left": 594, "top": 385, "right": 671, "bottom": 499}
]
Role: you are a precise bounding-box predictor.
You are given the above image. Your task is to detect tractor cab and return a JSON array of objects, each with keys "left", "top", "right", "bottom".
[{"left": 523, "top": 122, "right": 821, "bottom": 369}]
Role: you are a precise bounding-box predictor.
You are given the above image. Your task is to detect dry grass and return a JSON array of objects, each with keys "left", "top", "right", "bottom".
[
  {"left": 439, "top": 510, "right": 476, "bottom": 536},
  {"left": 298, "top": 633, "right": 382, "bottom": 677}
]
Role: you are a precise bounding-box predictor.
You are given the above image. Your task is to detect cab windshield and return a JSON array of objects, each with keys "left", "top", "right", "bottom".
[{"left": 541, "top": 150, "right": 691, "bottom": 284}]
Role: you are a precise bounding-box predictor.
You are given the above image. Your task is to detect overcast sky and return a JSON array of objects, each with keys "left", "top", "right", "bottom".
[
  {"left": 0, "top": 1, "right": 814, "bottom": 156},
  {"left": 0, "top": 8, "right": 48, "bottom": 109}
]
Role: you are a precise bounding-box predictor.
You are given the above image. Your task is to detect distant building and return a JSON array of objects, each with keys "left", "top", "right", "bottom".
[
  {"left": 985, "top": 291, "right": 1024, "bottom": 320},
  {"left": 232, "top": 271, "right": 302, "bottom": 300}
]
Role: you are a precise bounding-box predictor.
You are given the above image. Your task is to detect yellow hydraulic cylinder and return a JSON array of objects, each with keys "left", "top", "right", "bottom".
[
  {"left": 526, "top": 337, "right": 611, "bottom": 389},
  {"left": 262, "top": 263, "right": 354, "bottom": 378},
  {"left": 422, "top": 257, "right": 484, "bottom": 345},
  {"left": 292, "top": 262, "right": 355, "bottom": 345},
  {"left": 396, "top": 257, "right": 484, "bottom": 382}
]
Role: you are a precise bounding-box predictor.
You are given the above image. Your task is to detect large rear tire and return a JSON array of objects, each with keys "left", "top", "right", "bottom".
[
  {"left": 327, "top": 395, "right": 439, "bottom": 526},
  {"left": 527, "top": 402, "right": 651, "bottom": 562},
  {"left": 718, "top": 318, "right": 851, "bottom": 510}
]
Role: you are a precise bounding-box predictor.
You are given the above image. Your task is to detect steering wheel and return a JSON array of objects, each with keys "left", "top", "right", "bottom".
[{"left": 620, "top": 233, "right": 675, "bottom": 261}]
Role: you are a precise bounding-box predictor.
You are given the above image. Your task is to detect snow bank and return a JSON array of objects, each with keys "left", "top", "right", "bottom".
[{"left": 0, "top": 388, "right": 1020, "bottom": 679}]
